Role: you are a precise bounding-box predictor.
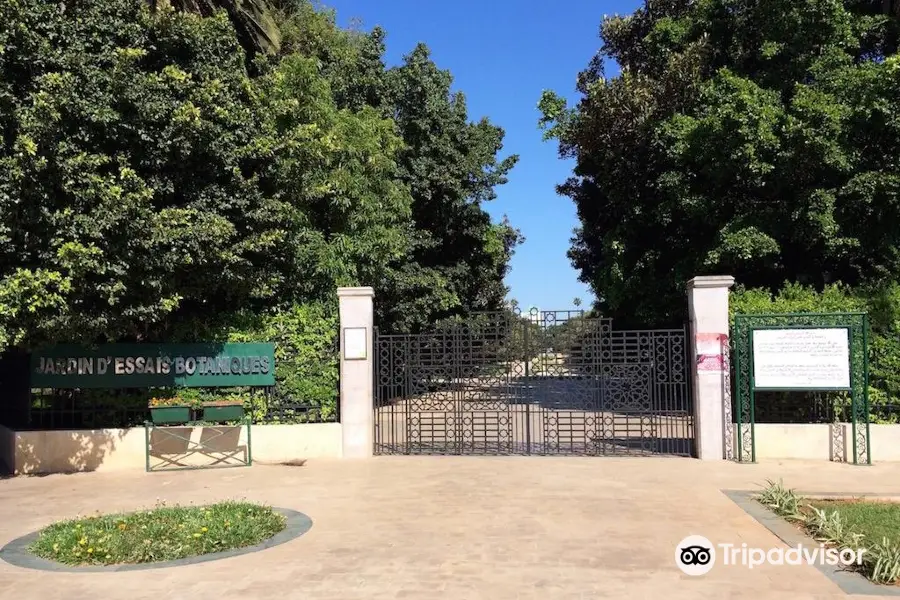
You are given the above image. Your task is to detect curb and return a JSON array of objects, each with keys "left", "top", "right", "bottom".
[
  {"left": 0, "top": 507, "right": 312, "bottom": 573},
  {"left": 723, "top": 490, "right": 900, "bottom": 596}
]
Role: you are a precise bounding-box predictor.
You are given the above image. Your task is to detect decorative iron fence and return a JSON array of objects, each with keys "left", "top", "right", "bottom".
[{"left": 18, "top": 385, "right": 337, "bottom": 430}]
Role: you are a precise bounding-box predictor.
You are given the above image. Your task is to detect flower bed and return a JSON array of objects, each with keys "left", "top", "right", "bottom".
[{"left": 28, "top": 501, "right": 285, "bottom": 566}]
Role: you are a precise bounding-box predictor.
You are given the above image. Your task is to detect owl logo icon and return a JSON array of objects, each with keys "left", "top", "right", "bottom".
[{"left": 675, "top": 535, "right": 716, "bottom": 575}]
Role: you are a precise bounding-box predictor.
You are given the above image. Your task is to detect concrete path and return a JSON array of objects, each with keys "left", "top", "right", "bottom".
[{"left": 1, "top": 457, "right": 899, "bottom": 599}]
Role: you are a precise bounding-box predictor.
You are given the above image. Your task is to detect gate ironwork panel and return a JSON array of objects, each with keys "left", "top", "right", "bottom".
[{"left": 374, "top": 310, "right": 693, "bottom": 456}]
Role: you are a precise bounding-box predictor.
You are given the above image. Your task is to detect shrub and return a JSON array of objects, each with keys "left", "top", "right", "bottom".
[
  {"left": 168, "top": 301, "right": 339, "bottom": 423},
  {"left": 148, "top": 396, "right": 195, "bottom": 408},
  {"left": 227, "top": 302, "right": 339, "bottom": 422}
]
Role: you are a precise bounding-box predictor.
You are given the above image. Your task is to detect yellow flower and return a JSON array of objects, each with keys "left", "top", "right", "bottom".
[
  {"left": 201, "top": 527, "right": 208, "bottom": 532},
  {"left": 87, "top": 548, "right": 93, "bottom": 554},
  {"left": 78, "top": 537, "right": 87, "bottom": 546},
  {"left": 193, "top": 533, "right": 201, "bottom": 538}
]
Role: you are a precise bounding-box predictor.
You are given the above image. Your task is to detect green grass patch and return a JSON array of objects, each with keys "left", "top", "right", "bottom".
[
  {"left": 807, "top": 500, "right": 900, "bottom": 546},
  {"left": 757, "top": 480, "right": 900, "bottom": 585},
  {"left": 28, "top": 501, "right": 286, "bottom": 566}
]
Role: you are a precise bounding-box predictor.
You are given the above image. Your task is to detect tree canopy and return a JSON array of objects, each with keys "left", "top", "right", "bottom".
[
  {"left": 272, "top": 5, "right": 521, "bottom": 331},
  {"left": 540, "top": 0, "right": 900, "bottom": 326},
  {"left": 0, "top": 0, "right": 518, "bottom": 351}
]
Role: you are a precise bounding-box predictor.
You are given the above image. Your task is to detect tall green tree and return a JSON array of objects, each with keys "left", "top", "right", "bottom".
[
  {"left": 272, "top": 3, "right": 522, "bottom": 332},
  {"left": 378, "top": 45, "right": 521, "bottom": 332},
  {"left": 540, "top": 0, "right": 900, "bottom": 326},
  {"left": 273, "top": 1, "right": 388, "bottom": 112},
  {"left": 0, "top": 0, "right": 519, "bottom": 352},
  {"left": 0, "top": 0, "right": 410, "bottom": 350}
]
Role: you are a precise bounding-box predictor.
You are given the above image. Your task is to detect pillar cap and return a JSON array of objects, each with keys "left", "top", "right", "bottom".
[
  {"left": 337, "top": 286, "right": 375, "bottom": 298},
  {"left": 687, "top": 275, "right": 735, "bottom": 290}
]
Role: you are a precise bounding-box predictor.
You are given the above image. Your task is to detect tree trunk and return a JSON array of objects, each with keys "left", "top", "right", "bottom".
[{"left": 150, "top": 0, "right": 281, "bottom": 56}]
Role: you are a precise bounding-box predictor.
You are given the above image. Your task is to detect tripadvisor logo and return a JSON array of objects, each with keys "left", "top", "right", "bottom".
[{"left": 675, "top": 535, "right": 866, "bottom": 576}]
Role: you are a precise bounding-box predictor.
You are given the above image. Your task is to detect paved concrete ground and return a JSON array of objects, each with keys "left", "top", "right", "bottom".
[{"left": 1, "top": 457, "right": 899, "bottom": 599}]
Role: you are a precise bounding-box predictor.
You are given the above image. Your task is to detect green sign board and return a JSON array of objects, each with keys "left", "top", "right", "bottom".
[{"left": 30, "top": 343, "right": 275, "bottom": 389}]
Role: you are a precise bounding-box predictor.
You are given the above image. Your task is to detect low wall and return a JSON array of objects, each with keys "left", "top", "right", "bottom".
[
  {"left": 740, "top": 423, "right": 900, "bottom": 461},
  {"left": 0, "top": 423, "right": 342, "bottom": 475}
]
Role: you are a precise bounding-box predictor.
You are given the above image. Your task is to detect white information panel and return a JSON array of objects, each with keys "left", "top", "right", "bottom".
[
  {"left": 752, "top": 328, "right": 851, "bottom": 390},
  {"left": 343, "top": 327, "right": 367, "bottom": 360}
]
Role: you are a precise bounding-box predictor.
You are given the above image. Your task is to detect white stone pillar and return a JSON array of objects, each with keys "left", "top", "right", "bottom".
[
  {"left": 337, "top": 287, "right": 375, "bottom": 458},
  {"left": 687, "top": 275, "right": 735, "bottom": 460}
]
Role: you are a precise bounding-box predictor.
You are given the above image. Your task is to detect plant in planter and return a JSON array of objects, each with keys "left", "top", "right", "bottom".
[
  {"left": 148, "top": 396, "right": 194, "bottom": 424},
  {"left": 201, "top": 397, "right": 245, "bottom": 423}
]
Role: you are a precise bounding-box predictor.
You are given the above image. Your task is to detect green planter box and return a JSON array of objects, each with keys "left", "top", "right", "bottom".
[
  {"left": 202, "top": 404, "right": 244, "bottom": 423},
  {"left": 149, "top": 406, "right": 192, "bottom": 425}
]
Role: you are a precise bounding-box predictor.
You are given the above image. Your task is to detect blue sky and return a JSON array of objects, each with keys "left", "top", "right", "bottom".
[{"left": 324, "top": 0, "right": 642, "bottom": 310}]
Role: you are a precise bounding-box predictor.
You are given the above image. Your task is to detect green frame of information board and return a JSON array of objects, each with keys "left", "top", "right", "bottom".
[{"left": 732, "top": 313, "right": 870, "bottom": 465}]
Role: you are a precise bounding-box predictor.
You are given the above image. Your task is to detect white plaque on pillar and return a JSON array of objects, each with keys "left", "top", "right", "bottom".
[
  {"left": 343, "top": 327, "right": 367, "bottom": 360},
  {"left": 752, "top": 328, "right": 850, "bottom": 390}
]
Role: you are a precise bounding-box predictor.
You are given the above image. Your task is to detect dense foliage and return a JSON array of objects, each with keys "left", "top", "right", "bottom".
[
  {"left": 0, "top": 0, "right": 519, "bottom": 426},
  {"left": 0, "top": 0, "right": 517, "bottom": 350},
  {"left": 174, "top": 302, "right": 339, "bottom": 421},
  {"left": 0, "top": 0, "right": 412, "bottom": 351},
  {"left": 159, "top": 0, "right": 282, "bottom": 56},
  {"left": 540, "top": 0, "right": 900, "bottom": 327}
]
